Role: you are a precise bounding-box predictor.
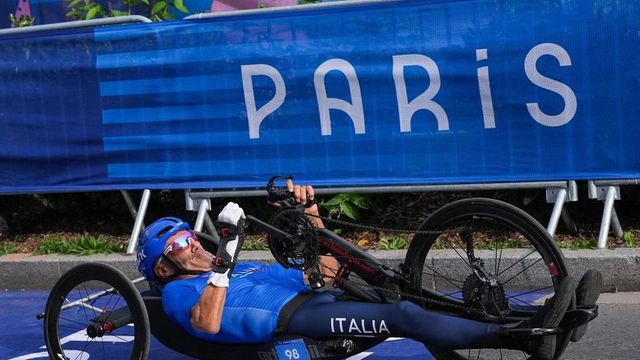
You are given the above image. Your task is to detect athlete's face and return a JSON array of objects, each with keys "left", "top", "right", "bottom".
[{"left": 161, "top": 230, "right": 215, "bottom": 275}]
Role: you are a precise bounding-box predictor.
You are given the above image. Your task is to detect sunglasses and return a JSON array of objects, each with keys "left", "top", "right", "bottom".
[{"left": 163, "top": 231, "right": 197, "bottom": 256}]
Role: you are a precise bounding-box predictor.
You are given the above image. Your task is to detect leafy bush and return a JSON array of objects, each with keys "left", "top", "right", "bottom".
[
  {"left": 242, "top": 239, "right": 268, "bottom": 251},
  {"left": 377, "top": 235, "right": 408, "bottom": 250},
  {"left": 66, "top": 0, "right": 188, "bottom": 21},
  {"left": 36, "top": 235, "right": 125, "bottom": 255},
  {"left": 319, "top": 193, "right": 370, "bottom": 220},
  {"left": 624, "top": 231, "right": 636, "bottom": 248},
  {"left": 477, "top": 238, "right": 525, "bottom": 250},
  {"left": 558, "top": 238, "right": 597, "bottom": 250},
  {"left": 9, "top": 13, "right": 33, "bottom": 27},
  {"left": 0, "top": 244, "right": 18, "bottom": 256}
]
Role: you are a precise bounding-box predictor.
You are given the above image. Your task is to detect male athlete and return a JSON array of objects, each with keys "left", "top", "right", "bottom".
[{"left": 136, "top": 182, "right": 602, "bottom": 360}]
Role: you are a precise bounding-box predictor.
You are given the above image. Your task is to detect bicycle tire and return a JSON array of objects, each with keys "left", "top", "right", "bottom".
[
  {"left": 403, "top": 198, "right": 571, "bottom": 360},
  {"left": 44, "top": 263, "right": 150, "bottom": 360}
]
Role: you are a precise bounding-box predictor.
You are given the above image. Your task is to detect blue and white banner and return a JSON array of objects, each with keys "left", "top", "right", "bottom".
[{"left": 0, "top": 0, "right": 639, "bottom": 194}]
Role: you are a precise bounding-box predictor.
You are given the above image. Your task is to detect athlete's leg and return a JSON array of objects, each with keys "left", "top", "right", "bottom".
[{"left": 288, "top": 291, "right": 506, "bottom": 349}]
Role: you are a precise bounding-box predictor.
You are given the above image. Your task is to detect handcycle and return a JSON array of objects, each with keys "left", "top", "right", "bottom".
[{"left": 39, "top": 177, "right": 598, "bottom": 360}]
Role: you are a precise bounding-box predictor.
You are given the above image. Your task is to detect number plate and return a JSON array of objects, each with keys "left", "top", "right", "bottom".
[{"left": 274, "top": 338, "right": 311, "bottom": 360}]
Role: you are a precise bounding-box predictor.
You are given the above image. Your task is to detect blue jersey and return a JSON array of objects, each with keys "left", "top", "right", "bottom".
[{"left": 162, "top": 262, "right": 310, "bottom": 343}]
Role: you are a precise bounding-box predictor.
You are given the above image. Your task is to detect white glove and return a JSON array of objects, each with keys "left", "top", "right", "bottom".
[
  {"left": 209, "top": 202, "right": 246, "bottom": 288},
  {"left": 208, "top": 271, "right": 230, "bottom": 288},
  {"left": 217, "top": 202, "right": 245, "bottom": 226}
]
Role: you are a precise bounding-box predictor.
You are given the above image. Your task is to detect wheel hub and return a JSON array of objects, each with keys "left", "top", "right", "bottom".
[
  {"left": 462, "top": 273, "right": 510, "bottom": 317},
  {"left": 86, "top": 323, "right": 105, "bottom": 338}
]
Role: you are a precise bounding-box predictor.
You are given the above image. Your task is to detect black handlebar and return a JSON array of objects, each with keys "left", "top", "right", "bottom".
[{"left": 266, "top": 175, "right": 316, "bottom": 208}]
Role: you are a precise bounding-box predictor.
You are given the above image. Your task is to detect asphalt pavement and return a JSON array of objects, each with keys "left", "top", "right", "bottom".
[
  {"left": 1, "top": 249, "right": 639, "bottom": 359},
  {"left": 2, "top": 290, "right": 637, "bottom": 360}
]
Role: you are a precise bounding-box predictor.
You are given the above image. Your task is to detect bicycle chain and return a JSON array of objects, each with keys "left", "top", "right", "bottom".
[{"left": 302, "top": 211, "right": 466, "bottom": 235}]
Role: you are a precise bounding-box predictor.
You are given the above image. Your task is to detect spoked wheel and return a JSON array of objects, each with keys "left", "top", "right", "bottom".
[
  {"left": 44, "top": 263, "right": 150, "bottom": 360},
  {"left": 403, "top": 198, "right": 571, "bottom": 360}
]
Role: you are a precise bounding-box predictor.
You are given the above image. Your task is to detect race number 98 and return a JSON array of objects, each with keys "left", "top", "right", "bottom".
[{"left": 274, "top": 339, "right": 310, "bottom": 360}]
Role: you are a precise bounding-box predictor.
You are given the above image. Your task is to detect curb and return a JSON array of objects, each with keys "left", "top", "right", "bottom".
[{"left": 1, "top": 249, "right": 639, "bottom": 291}]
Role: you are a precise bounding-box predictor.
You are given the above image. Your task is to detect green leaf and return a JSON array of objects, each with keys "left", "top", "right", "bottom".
[
  {"left": 152, "top": 1, "right": 167, "bottom": 15},
  {"left": 86, "top": 6, "right": 99, "bottom": 19},
  {"left": 174, "top": 0, "right": 189, "bottom": 13},
  {"left": 321, "top": 196, "right": 343, "bottom": 207},
  {"left": 141, "top": 0, "right": 150, "bottom": 4},
  {"left": 340, "top": 203, "right": 358, "bottom": 220},
  {"left": 110, "top": 9, "right": 129, "bottom": 17},
  {"left": 348, "top": 194, "right": 369, "bottom": 209},
  {"left": 67, "top": 0, "right": 84, "bottom": 8}
]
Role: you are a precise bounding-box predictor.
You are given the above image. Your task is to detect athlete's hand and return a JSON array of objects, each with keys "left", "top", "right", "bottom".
[
  {"left": 285, "top": 179, "right": 323, "bottom": 228},
  {"left": 217, "top": 202, "right": 246, "bottom": 226}
]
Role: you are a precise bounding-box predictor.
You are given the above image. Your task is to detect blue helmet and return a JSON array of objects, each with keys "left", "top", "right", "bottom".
[{"left": 136, "top": 217, "right": 191, "bottom": 281}]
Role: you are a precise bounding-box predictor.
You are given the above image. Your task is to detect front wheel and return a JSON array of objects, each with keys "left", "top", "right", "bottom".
[
  {"left": 44, "top": 263, "right": 150, "bottom": 360},
  {"left": 403, "top": 198, "right": 571, "bottom": 360}
]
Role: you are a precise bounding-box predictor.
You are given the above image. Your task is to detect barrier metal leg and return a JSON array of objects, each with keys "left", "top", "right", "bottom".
[
  {"left": 560, "top": 207, "right": 578, "bottom": 235},
  {"left": 120, "top": 190, "right": 145, "bottom": 228},
  {"left": 547, "top": 188, "right": 567, "bottom": 237},
  {"left": 203, "top": 213, "right": 219, "bottom": 241},
  {"left": 126, "top": 189, "right": 151, "bottom": 254},
  {"left": 597, "top": 186, "right": 618, "bottom": 249},
  {"left": 610, "top": 208, "right": 624, "bottom": 238},
  {"left": 194, "top": 199, "right": 209, "bottom": 232}
]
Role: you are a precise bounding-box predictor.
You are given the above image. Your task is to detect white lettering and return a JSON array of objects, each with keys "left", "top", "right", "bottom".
[
  {"left": 241, "top": 64, "right": 287, "bottom": 139},
  {"left": 329, "top": 318, "right": 391, "bottom": 335},
  {"left": 392, "top": 54, "right": 449, "bottom": 132},
  {"left": 314, "top": 58, "right": 366, "bottom": 136},
  {"left": 524, "top": 43, "right": 577, "bottom": 127},
  {"left": 379, "top": 320, "right": 389, "bottom": 334},
  {"left": 361, "top": 319, "right": 373, "bottom": 334},
  {"left": 349, "top": 318, "right": 361, "bottom": 333},
  {"left": 476, "top": 49, "right": 496, "bottom": 129}
]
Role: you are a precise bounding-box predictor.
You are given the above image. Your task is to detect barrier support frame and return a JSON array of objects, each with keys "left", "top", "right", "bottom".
[
  {"left": 187, "top": 180, "right": 574, "bottom": 242},
  {"left": 587, "top": 180, "right": 638, "bottom": 249}
]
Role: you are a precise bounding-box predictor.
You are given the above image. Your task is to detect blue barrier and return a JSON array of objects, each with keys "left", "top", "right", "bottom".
[{"left": 0, "top": 0, "right": 639, "bottom": 194}]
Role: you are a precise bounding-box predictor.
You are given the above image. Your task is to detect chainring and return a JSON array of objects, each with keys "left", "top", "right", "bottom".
[{"left": 267, "top": 208, "right": 320, "bottom": 270}]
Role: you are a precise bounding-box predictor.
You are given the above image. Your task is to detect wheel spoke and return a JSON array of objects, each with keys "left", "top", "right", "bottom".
[
  {"left": 58, "top": 315, "right": 91, "bottom": 328},
  {"left": 496, "top": 249, "right": 537, "bottom": 277},
  {"left": 75, "top": 337, "right": 95, "bottom": 360},
  {"left": 501, "top": 257, "right": 543, "bottom": 286},
  {"left": 442, "top": 290, "right": 462, "bottom": 298},
  {"left": 101, "top": 334, "right": 106, "bottom": 360},
  {"left": 451, "top": 247, "right": 471, "bottom": 268},
  {"left": 423, "top": 263, "right": 465, "bottom": 291},
  {"left": 508, "top": 295, "right": 538, "bottom": 308},
  {"left": 507, "top": 285, "right": 553, "bottom": 301}
]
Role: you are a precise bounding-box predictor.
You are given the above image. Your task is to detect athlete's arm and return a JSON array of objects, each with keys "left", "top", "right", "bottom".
[
  {"left": 190, "top": 285, "right": 226, "bottom": 333},
  {"left": 191, "top": 202, "right": 246, "bottom": 334}
]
